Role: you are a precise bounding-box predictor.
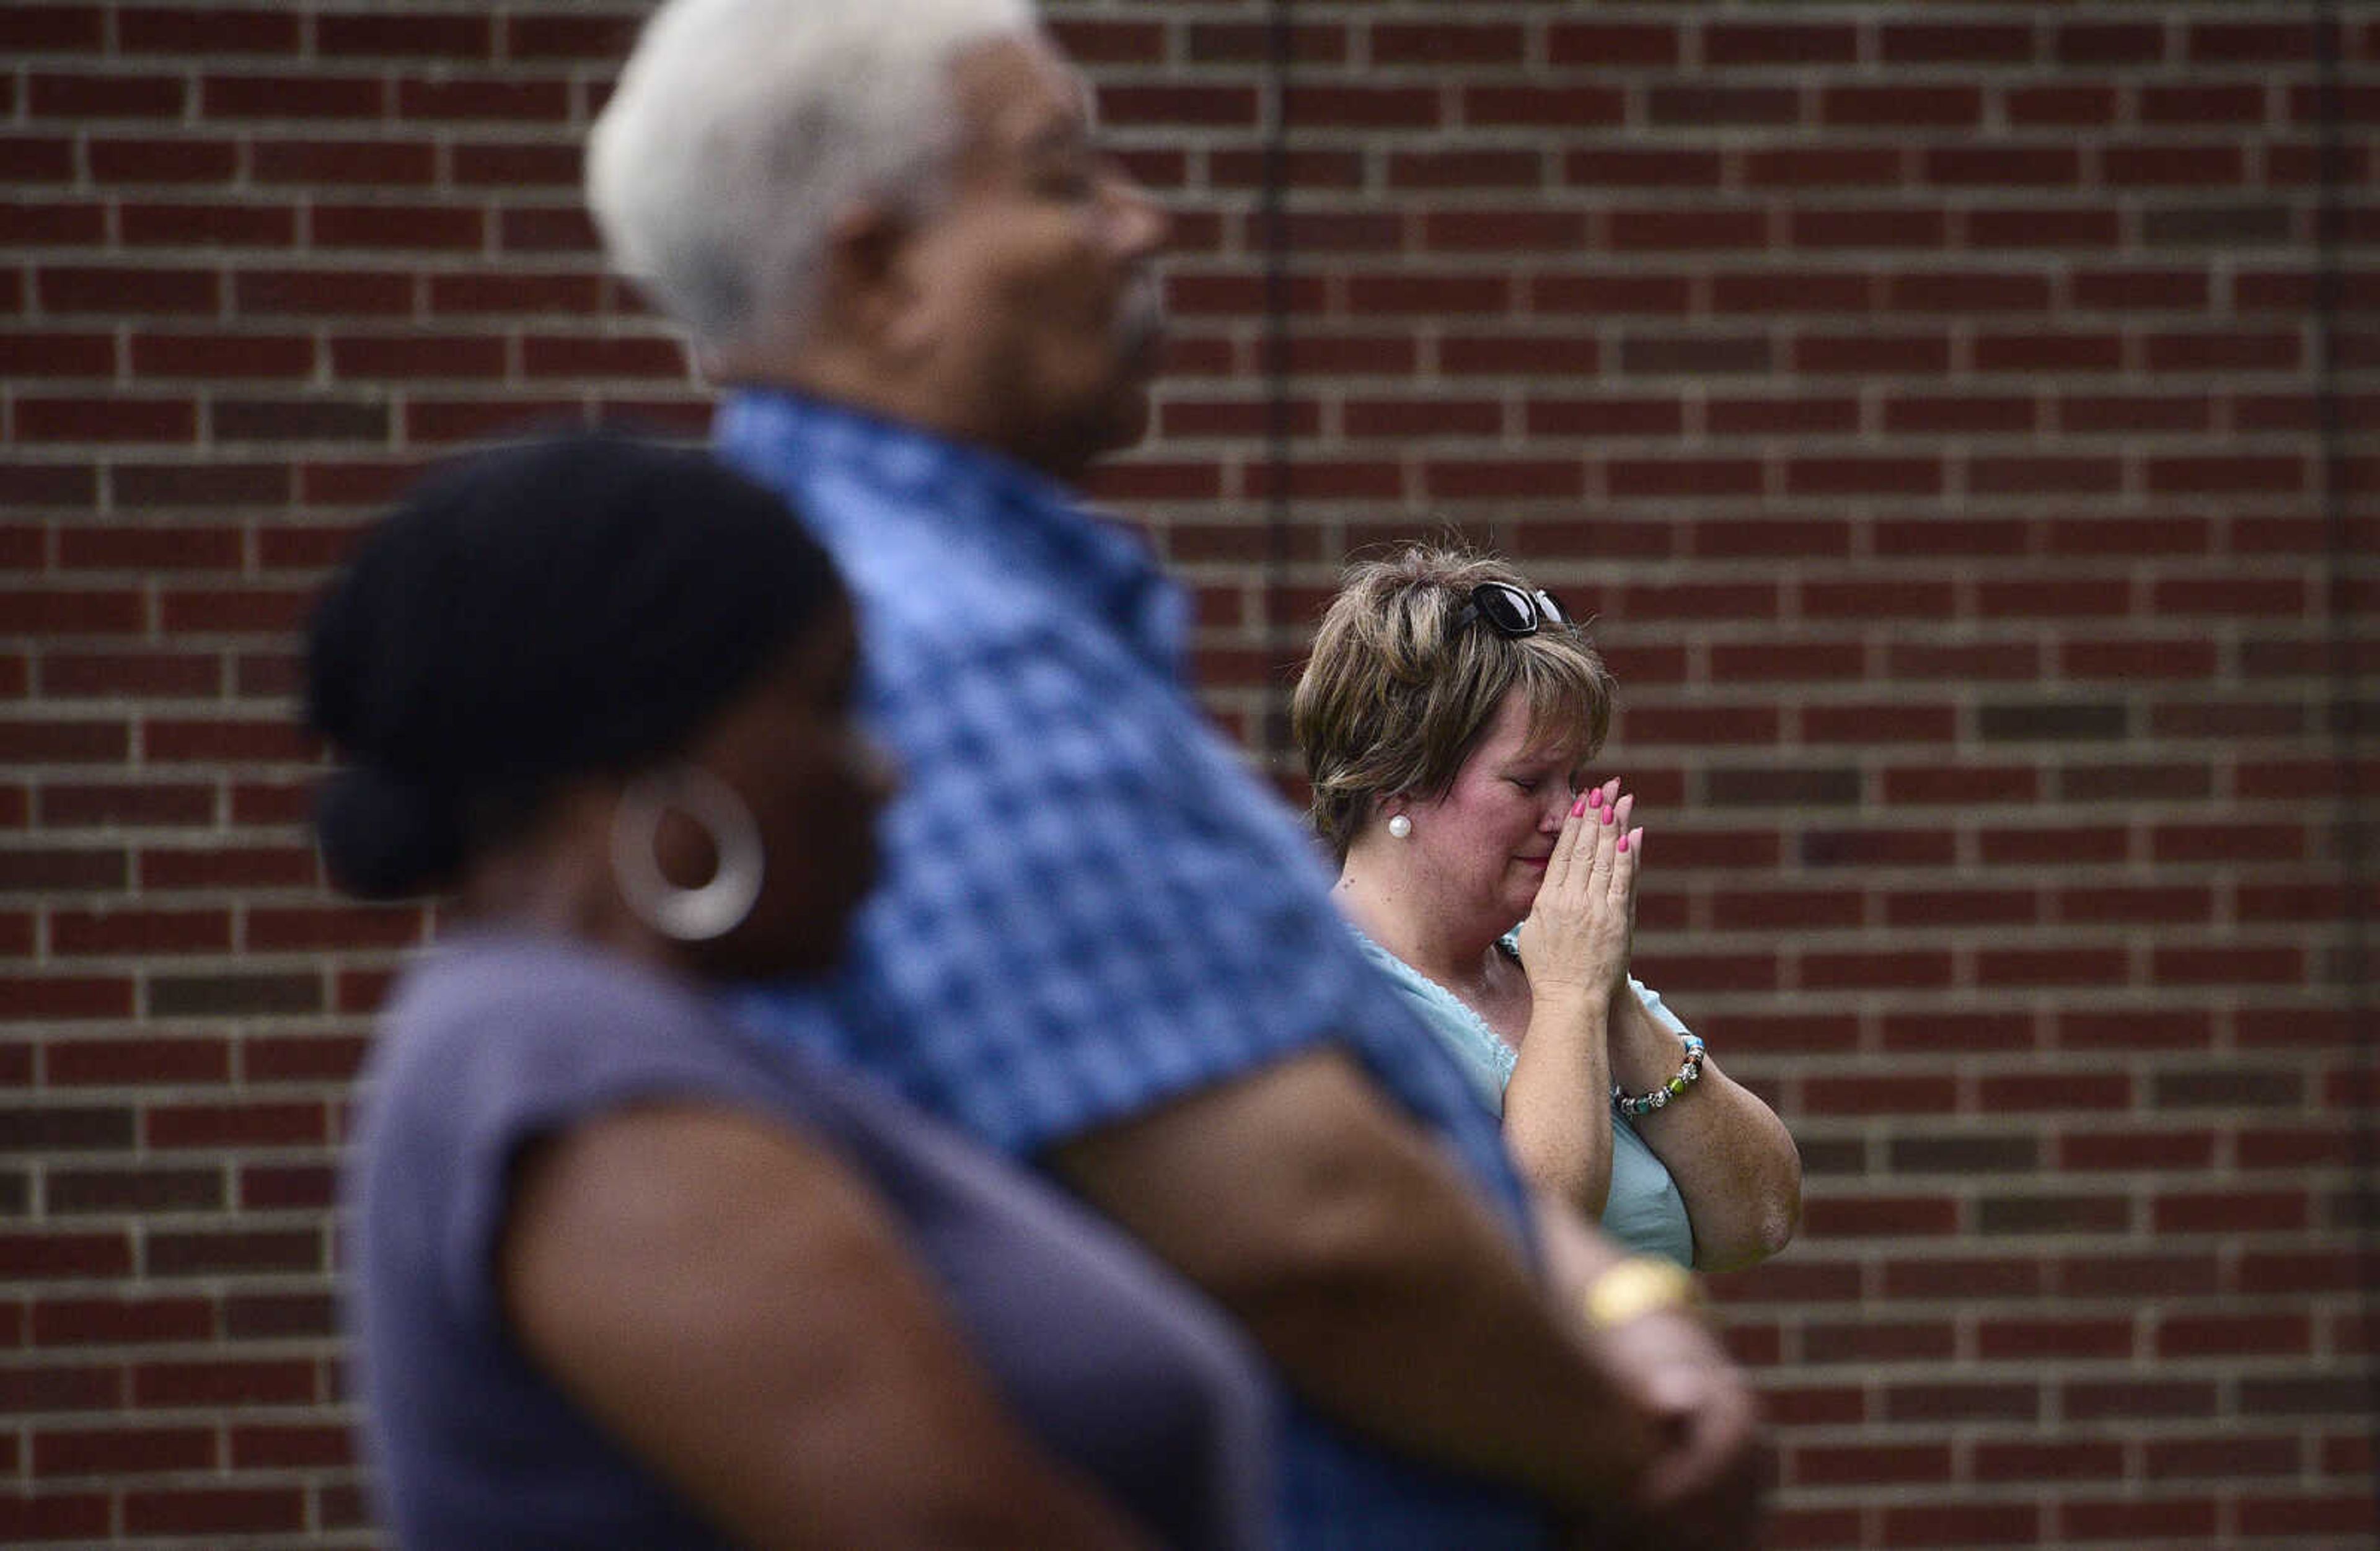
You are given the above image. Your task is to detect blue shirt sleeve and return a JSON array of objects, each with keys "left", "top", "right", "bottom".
[{"left": 776, "top": 620, "right": 1381, "bottom": 1158}]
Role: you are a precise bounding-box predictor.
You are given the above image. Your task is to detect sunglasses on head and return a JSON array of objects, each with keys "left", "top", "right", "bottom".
[{"left": 1454, "top": 581, "right": 1569, "bottom": 639}]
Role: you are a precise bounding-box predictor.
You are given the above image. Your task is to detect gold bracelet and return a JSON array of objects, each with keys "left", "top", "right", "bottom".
[{"left": 1580, "top": 1255, "right": 1704, "bottom": 1331}]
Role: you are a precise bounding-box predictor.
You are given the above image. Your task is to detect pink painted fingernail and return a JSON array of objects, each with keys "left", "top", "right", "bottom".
[
  {"left": 1586, "top": 788, "right": 1603, "bottom": 809},
  {"left": 1616, "top": 833, "right": 1629, "bottom": 854},
  {"left": 1571, "top": 796, "right": 1588, "bottom": 817},
  {"left": 1602, "top": 805, "right": 1616, "bottom": 825}
]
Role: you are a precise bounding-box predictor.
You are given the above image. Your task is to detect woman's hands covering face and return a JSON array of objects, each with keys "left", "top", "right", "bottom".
[{"left": 1517, "top": 777, "right": 1642, "bottom": 1005}]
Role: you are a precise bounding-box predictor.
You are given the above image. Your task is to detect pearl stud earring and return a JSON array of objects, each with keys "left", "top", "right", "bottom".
[{"left": 1387, "top": 814, "right": 1412, "bottom": 839}]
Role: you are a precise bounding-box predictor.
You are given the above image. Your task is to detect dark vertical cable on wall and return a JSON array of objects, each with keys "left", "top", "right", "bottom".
[
  {"left": 2311, "top": 0, "right": 2380, "bottom": 1521},
  {"left": 1258, "top": 0, "right": 1295, "bottom": 773}
]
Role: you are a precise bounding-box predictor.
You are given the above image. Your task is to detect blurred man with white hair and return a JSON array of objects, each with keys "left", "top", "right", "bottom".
[{"left": 589, "top": 4, "right": 1763, "bottom": 1547}]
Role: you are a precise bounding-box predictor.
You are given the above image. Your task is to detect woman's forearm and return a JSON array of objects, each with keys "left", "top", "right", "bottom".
[
  {"left": 1612, "top": 988, "right": 1802, "bottom": 1272},
  {"left": 1503, "top": 988, "right": 1616, "bottom": 1217}
]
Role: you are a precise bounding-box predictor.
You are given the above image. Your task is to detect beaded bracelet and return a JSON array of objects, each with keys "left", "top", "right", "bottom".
[{"left": 1613, "top": 1033, "right": 1706, "bottom": 1118}]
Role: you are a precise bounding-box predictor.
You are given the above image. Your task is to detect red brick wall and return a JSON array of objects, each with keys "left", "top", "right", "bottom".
[{"left": 3, "top": 4, "right": 2373, "bottom": 1547}]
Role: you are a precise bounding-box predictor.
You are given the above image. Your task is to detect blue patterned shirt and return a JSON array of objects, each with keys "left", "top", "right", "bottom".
[{"left": 718, "top": 388, "right": 1553, "bottom": 1550}]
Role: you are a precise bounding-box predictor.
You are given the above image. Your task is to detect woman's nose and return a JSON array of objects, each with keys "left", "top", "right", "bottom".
[{"left": 853, "top": 734, "right": 902, "bottom": 806}]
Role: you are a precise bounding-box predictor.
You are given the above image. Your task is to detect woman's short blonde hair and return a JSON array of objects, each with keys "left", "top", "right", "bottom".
[{"left": 1290, "top": 544, "right": 1616, "bottom": 862}]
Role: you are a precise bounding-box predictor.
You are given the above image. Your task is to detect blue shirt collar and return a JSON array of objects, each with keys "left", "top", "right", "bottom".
[{"left": 715, "top": 386, "right": 1188, "bottom": 675}]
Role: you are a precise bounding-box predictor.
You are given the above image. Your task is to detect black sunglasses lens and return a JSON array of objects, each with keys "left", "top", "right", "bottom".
[
  {"left": 1475, "top": 585, "right": 1535, "bottom": 634},
  {"left": 1532, "top": 590, "right": 1567, "bottom": 628}
]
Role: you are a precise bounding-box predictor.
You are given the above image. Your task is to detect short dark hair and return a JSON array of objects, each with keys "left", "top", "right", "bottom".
[{"left": 304, "top": 429, "right": 842, "bottom": 898}]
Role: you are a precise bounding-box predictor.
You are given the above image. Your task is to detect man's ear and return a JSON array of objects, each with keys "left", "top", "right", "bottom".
[{"left": 818, "top": 200, "right": 929, "bottom": 362}]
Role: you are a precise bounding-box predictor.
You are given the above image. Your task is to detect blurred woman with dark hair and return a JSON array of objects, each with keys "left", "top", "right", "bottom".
[{"left": 311, "top": 431, "right": 1267, "bottom": 1551}]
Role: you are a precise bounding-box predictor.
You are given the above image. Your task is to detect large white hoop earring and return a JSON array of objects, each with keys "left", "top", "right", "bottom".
[
  {"left": 1386, "top": 814, "right": 1413, "bottom": 840},
  {"left": 610, "top": 765, "right": 764, "bottom": 942}
]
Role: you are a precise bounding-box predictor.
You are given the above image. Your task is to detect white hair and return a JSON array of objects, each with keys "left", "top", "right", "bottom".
[{"left": 587, "top": 0, "right": 1036, "bottom": 355}]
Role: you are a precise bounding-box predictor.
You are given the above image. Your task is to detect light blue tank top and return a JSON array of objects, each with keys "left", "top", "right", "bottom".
[{"left": 1352, "top": 929, "right": 1696, "bottom": 1267}]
